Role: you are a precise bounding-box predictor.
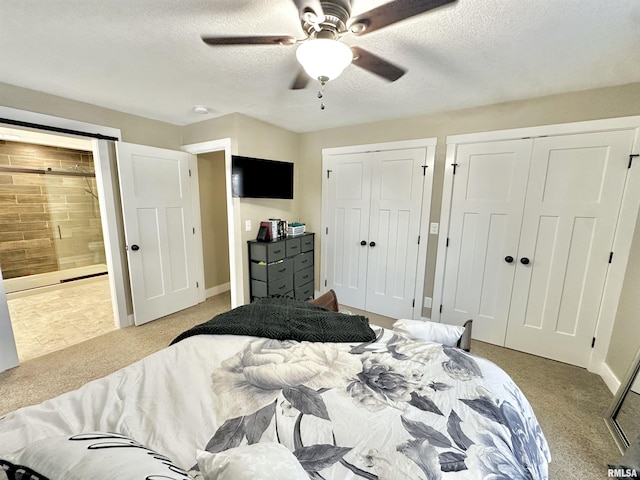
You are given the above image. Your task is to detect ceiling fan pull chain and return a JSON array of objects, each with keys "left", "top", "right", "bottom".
[{"left": 318, "top": 78, "right": 327, "bottom": 110}]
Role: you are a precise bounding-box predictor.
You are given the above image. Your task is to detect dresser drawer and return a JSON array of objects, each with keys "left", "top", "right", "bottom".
[
  {"left": 294, "top": 266, "right": 313, "bottom": 287},
  {"left": 285, "top": 237, "right": 301, "bottom": 257},
  {"left": 249, "top": 241, "right": 286, "bottom": 263},
  {"left": 301, "top": 235, "right": 314, "bottom": 252},
  {"left": 294, "top": 251, "right": 313, "bottom": 271},
  {"left": 295, "top": 281, "right": 314, "bottom": 300},
  {"left": 250, "top": 258, "right": 293, "bottom": 282},
  {"left": 251, "top": 276, "right": 294, "bottom": 298}
]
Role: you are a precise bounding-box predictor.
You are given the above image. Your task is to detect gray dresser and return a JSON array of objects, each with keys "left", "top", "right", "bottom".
[{"left": 248, "top": 233, "right": 314, "bottom": 301}]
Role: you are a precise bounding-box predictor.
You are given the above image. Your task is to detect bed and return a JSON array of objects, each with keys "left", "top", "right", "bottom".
[{"left": 0, "top": 292, "right": 550, "bottom": 480}]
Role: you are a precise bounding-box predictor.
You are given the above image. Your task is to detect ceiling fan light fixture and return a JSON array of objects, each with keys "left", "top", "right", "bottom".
[{"left": 296, "top": 38, "right": 353, "bottom": 81}]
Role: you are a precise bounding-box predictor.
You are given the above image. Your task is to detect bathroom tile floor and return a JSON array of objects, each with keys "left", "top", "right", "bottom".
[{"left": 7, "top": 276, "right": 115, "bottom": 362}]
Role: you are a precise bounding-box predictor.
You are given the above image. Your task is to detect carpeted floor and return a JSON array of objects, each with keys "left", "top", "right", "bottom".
[{"left": 0, "top": 292, "right": 623, "bottom": 478}]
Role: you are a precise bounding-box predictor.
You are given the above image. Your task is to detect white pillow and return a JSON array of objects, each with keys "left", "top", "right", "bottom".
[
  {"left": 0, "top": 432, "right": 191, "bottom": 480},
  {"left": 392, "top": 318, "right": 465, "bottom": 347},
  {"left": 196, "top": 443, "right": 307, "bottom": 480}
]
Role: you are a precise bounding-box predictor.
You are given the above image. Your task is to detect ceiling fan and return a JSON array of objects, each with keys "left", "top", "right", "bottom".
[{"left": 202, "top": 0, "right": 456, "bottom": 90}]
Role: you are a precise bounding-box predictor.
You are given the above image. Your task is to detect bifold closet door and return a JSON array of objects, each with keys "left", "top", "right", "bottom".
[
  {"left": 325, "top": 148, "right": 427, "bottom": 319},
  {"left": 440, "top": 139, "right": 533, "bottom": 344},
  {"left": 325, "top": 153, "right": 372, "bottom": 309},
  {"left": 365, "top": 149, "right": 426, "bottom": 319},
  {"left": 505, "top": 129, "right": 636, "bottom": 367}
]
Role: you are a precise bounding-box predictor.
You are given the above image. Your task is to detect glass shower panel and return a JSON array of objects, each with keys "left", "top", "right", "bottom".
[
  {"left": 46, "top": 151, "right": 106, "bottom": 274},
  {"left": 0, "top": 140, "right": 107, "bottom": 292}
]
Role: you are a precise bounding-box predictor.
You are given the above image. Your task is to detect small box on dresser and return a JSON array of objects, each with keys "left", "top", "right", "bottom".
[{"left": 248, "top": 233, "right": 314, "bottom": 301}]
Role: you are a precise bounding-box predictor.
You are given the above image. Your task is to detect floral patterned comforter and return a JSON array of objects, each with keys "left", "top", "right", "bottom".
[
  {"left": 197, "top": 328, "right": 550, "bottom": 479},
  {"left": 0, "top": 328, "right": 551, "bottom": 480}
]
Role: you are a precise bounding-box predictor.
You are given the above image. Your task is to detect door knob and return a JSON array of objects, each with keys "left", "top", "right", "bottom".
[
  {"left": 520, "top": 257, "right": 530, "bottom": 265},
  {"left": 369, "top": 241, "right": 376, "bottom": 247},
  {"left": 505, "top": 256, "right": 514, "bottom": 263},
  {"left": 130, "top": 244, "right": 140, "bottom": 251},
  {"left": 360, "top": 240, "right": 367, "bottom": 246}
]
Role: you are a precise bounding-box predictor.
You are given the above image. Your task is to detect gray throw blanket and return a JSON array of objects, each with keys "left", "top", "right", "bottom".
[{"left": 170, "top": 296, "right": 376, "bottom": 345}]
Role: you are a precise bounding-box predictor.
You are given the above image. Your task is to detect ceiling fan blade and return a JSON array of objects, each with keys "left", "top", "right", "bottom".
[
  {"left": 290, "top": 69, "right": 310, "bottom": 90},
  {"left": 202, "top": 35, "right": 298, "bottom": 46},
  {"left": 348, "top": 0, "right": 456, "bottom": 36},
  {"left": 292, "top": 0, "right": 325, "bottom": 23},
  {"left": 351, "top": 46, "right": 406, "bottom": 82}
]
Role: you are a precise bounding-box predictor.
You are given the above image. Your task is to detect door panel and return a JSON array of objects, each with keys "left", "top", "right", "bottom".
[
  {"left": 325, "top": 154, "right": 371, "bottom": 309},
  {"left": 364, "top": 149, "right": 426, "bottom": 318},
  {"left": 506, "top": 130, "right": 635, "bottom": 366},
  {"left": 117, "top": 142, "right": 198, "bottom": 325},
  {"left": 441, "top": 139, "right": 533, "bottom": 343}
]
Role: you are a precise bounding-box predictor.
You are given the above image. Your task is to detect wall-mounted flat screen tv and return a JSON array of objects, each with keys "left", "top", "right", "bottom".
[{"left": 231, "top": 155, "right": 294, "bottom": 199}]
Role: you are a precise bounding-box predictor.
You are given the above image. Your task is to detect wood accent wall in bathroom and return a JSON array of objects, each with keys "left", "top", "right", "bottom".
[{"left": 0, "top": 140, "right": 105, "bottom": 279}]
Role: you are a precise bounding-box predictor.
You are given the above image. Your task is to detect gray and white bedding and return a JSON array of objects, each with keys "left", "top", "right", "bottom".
[{"left": 0, "top": 312, "right": 551, "bottom": 479}]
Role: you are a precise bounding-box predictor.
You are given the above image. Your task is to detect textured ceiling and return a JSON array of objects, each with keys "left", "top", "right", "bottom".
[{"left": 1, "top": 0, "right": 639, "bottom": 133}]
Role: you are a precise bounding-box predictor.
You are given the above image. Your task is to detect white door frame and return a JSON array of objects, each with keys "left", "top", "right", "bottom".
[
  {"left": 181, "top": 139, "right": 240, "bottom": 309},
  {"left": 0, "top": 107, "right": 128, "bottom": 373},
  {"left": 321, "top": 138, "right": 437, "bottom": 320},
  {"left": 433, "top": 115, "right": 640, "bottom": 377}
]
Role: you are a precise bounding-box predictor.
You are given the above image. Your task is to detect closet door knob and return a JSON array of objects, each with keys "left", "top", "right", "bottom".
[
  {"left": 360, "top": 240, "right": 367, "bottom": 246},
  {"left": 505, "top": 256, "right": 514, "bottom": 263},
  {"left": 369, "top": 241, "right": 376, "bottom": 247},
  {"left": 520, "top": 257, "right": 530, "bottom": 265},
  {"left": 131, "top": 244, "right": 140, "bottom": 251}
]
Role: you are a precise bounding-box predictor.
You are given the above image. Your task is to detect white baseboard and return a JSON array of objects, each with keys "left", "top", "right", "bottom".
[
  {"left": 206, "top": 282, "right": 230, "bottom": 299},
  {"left": 598, "top": 362, "right": 621, "bottom": 395}
]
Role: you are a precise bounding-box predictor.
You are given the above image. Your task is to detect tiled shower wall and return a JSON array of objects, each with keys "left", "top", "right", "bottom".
[{"left": 0, "top": 140, "right": 105, "bottom": 279}]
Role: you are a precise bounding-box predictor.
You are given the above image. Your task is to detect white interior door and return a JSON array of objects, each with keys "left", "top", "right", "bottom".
[
  {"left": 505, "top": 129, "right": 636, "bottom": 366},
  {"left": 441, "top": 139, "right": 533, "bottom": 343},
  {"left": 365, "top": 149, "right": 427, "bottom": 318},
  {"left": 117, "top": 143, "right": 198, "bottom": 325},
  {"left": 325, "top": 153, "right": 372, "bottom": 309},
  {"left": 325, "top": 148, "right": 426, "bottom": 319}
]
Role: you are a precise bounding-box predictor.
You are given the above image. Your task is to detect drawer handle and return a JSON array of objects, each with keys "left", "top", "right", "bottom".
[
  {"left": 273, "top": 249, "right": 282, "bottom": 254},
  {"left": 278, "top": 285, "right": 285, "bottom": 290},
  {"left": 302, "top": 275, "right": 309, "bottom": 280},
  {"left": 301, "top": 259, "right": 308, "bottom": 264},
  {"left": 290, "top": 245, "right": 298, "bottom": 250},
  {"left": 278, "top": 268, "right": 287, "bottom": 273}
]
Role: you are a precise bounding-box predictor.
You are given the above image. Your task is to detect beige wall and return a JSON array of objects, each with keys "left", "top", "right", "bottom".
[
  {"left": 0, "top": 83, "right": 182, "bottom": 149},
  {"left": 181, "top": 113, "right": 300, "bottom": 304},
  {"left": 197, "top": 151, "right": 230, "bottom": 290},
  {"left": 298, "top": 82, "right": 640, "bottom": 381}
]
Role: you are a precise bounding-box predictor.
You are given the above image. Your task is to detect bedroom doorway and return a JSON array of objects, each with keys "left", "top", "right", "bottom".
[{"left": 0, "top": 127, "right": 115, "bottom": 362}]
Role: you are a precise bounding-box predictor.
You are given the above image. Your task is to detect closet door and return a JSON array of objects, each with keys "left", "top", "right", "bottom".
[
  {"left": 325, "top": 148, "right": 427, "bottom": 319},
  {"left": 366, "top": 148, "right": 427, "bottom": 318},
  {"left": 440, "top": 139, "right": 533, "bottom": 344},
  {"left": 505, "top": 130, "right": 636, "bottom": 367},
  {"left": 325, "top": 153, "right": 372, "bottom": 309}
]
